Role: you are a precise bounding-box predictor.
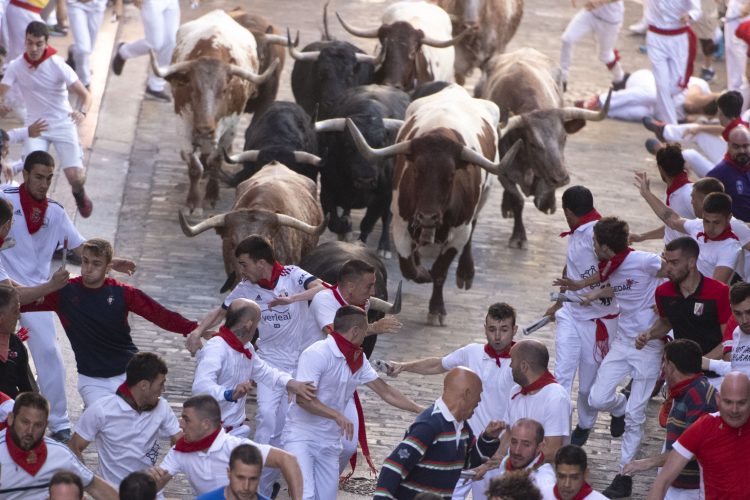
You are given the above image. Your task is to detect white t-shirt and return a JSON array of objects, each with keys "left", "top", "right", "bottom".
[
  {"left": 0, "top": 434, "right": 94, "bottom": 500},
  {"left": 684, "top": 219, "right": 741, "bottom": 278},
  {"left": 159, "top": 429, "right": 271, "bottom": 496},
  {"left": 192, "top": 336, "right": 292, "bottom": 429},
  {"left": 74, "top": 394, "right": 179, "bottom": 487},
  {"left": 2, "top": 54, "right": 78, "bottom": 125},
  {"left": 0, "top": 187, "right": 85, "bottom": 285},
  {"left": 504, "top": 382, "right": 571, "bottom": 438},
  {"left": 606, "top": 251, "right": 662, "bottom": 338},
  {"left": 712, "top": 326, "right": 750, "bottom": 377},
  {"left": 304, "top": 287, "right": 370, "bottom": 351},
  {"left": 473, "top": 458, "right": 557, "bottom": 500},
  {"left": 284, "top": 335, "right": 378, "bottom": 443},
  {"left": 441, "top": 343, "right": 514, "bottom": 435},
  {"left": 665, "top": 184, "right": 695, "bottom": 244},
  {"left": 224, "top": 266, "right": 316, "bottom": 369},
  {"left": 0, "top": 398, "right": 13, "bottom": 424},
  {"left": 645, "top": 0, "right": 701, "bottom": 29}
]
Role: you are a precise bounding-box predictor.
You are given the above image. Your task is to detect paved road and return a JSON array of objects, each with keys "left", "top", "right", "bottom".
[{"left": 15, "top": 0, "right": 729, "bottom": 497}]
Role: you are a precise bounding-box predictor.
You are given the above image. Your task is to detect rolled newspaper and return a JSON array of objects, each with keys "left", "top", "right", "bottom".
[{"left": 522, "top": 315, "right": 552, "bottom": 336}]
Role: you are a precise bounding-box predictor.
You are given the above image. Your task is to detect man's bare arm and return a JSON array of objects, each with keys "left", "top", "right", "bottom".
[
  {"left": 647, "top": 451, "right": 691, "bottom": 500},
  {"left": 634, "top": 172, "right": 687, "bottom": 233},
  {"left": 68, "top": 433, "right": 91, "bottom": 460},
  {"left": 388, "top": 357, "right": 447, "bottom": 377},
  {"left": 186, "top": 306, "right": 226, "bottom": 355},
  {"left": 84, "top": 476, "right": 119, "bottom": 500},
  {"left": 264, "top": 448, "right": 303, "bottom": 500},
  {"left": 366, "top": 377, "right": 423, "bottom": 413}
]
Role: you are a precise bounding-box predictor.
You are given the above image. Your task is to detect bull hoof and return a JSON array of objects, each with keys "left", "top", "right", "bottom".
[
  {"left": 413, "top": 267, "right": 433, "bottom": 284},
  {"left": 426, "top": 313, "right": 447, "bottom": 326},
  {"left": 456, "top": 275, "right": 473, "bottom": 290},
  {"left": 378, "top": 249, "right": 393, "bottom": 259},
  {"left": 508, "top": 237, "right": 527, "bottom": 249}
]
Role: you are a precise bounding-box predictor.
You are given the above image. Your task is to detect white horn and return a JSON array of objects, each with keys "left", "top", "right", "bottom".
[
  {"left": 336, "top": 11, "right": 380, "bottom": 38},
  {"left": 421, "top": 28, "right": 473, "bottom": 48},
  {"left": 224, "top": 149, "right": 260, "bottom": 164},
  {"left": 229, "top": 58, "right": 280, "bottom": 84},
  {"left": 275, "top": 213, "right": 326, "bottom": 234},
  {"left": 263, "top": 34, "right": 288, "bottom": 46},
  {"left": 178, "top": 210, "right": 226, "bottom": 237},
  {"left": 460, "top": 138, "right": 522, "bottom": 175},
  {"left": 346, "top": 118, "right": 411, "bottom": 161},
  {"left": 383, "top": 119, "right": 404, "bottom": 131},
  {"left": 559, "top": 88, "right": 612, "bottom": 122},
  {"left": 149, "top": 50, "right": 191, "bottom": 78},
  {"left": 314, "top": 118, "right": 347, "bottom": 133},
  {"left": 293, "top": 151, "right": 323, "bottom": 165},
  {"left": 287, "top": 28, "right": 320, "bottom": 61},
  {"left": 368, "top": 280, "right": 402, "bottom": 314},
  {"left": 498, "top": 115, "right": 524, "bottom": 139}
]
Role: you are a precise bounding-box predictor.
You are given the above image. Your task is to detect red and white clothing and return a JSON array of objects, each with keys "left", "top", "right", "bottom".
[
  {"left": 672, "top": 411, "right": 750, "bottom": 498},
  {"left": 4, "top": 0, "right": 46, "bottom": 61},
  {"left": 725, "top": 0, "right": 750, "bottom": 96},
  {"left": 74, "top": 392, "right": 179, "bottom": 487},
  {"left": 473, "top": 452, "right": 557, "bottom": 500},
  {"left": 0, "top": 431, "right": 94, "bottom": 499},
  {"left": 683, "top": 219, "right": 741, "bottom": 278},
  {"left": 664, "top": 179, "right": 695, "bottom": 244},
  {"left": 713, "top": 325, "right": 750, "bottom": 376},
  {"left": 192, "top": 333, "right": 292, "bottom": 436},
  {"left": 504, "top": 382, "right": 572, "bottom": 438},
  {"left": 159, "top": 428, "right": 271, "bottom": 496},
  {"left": 0, "top": 393, "right": 13, "bottom": 428},
  {"left": 663, "top": 124, "right": 725, "bottom": 177}
]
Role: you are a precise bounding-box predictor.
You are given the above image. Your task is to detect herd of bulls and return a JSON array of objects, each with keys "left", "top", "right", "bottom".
[{"left": 160, "top": 0, "right": 613, "bottom": 325}]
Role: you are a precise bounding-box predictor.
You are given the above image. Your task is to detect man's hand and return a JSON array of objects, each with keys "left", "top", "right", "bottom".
[
  {"left": 0, "top": 103, "right": 12, "bottom": 117},
  {"left": 634, "top": 171, "right": 652, "bottom": 198},
  {"left": 552, "top": 277, "right": 585, "bottom": 291},
  {"left": 146, "top": 467, "right": 169, "bottom": 483},
  {"left": 69, "top": 110, "right": 86, "bottom": 125},
  {"left": 287, "top": 380, "right": 316, "bottom": 401},
  {"left": 267, "top": 295, "right": 293, "bottom": 310},
  {"left": 543, "top": 302, "right": 562, "bottom": 320},
  {"left": 482, "top": 420, "right": 506, "bottom": 440},
  {"left": 185, "top": 330, "right": 203, "bottom": 356},
  {"left": 635, "top": 331, "right": 650, "bottom": 350},
  {"left": 386, "top": 361, "right": 405, "bottom": 377},
  {"left": 27, "top": 118, "right": 48, "bottom": 138},
  {"left": 49, "top": 266, "right": 70, "bottom": 290},
  {"left": 2, "top": 163, "right": 13, "bottom": 183},
  {"left": 111, "top": 258, "right": 137, "bottom": 275},
  {"left": 370, "top": 315, "right": 402, "bottom": 334},
  {"left": 335, "top": 413, "right": 354, "bottom": 440},
  {"left": 623, "top": 458, "right": 652, "bottom": 476},
  {"left": 472, "top": 462, "right": 491, "bottom": 481},
  {"left": 231, "top": 381, "right": 254, "bottom": 401},
  {"left": 629, "top": 233, "right": 644, "bottom": 244}
]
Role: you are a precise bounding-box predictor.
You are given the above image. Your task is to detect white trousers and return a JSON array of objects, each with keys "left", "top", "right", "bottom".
[
  {"left": 725, "top": 16, "right": 750, "bottom": 94},
  {"left": 602, "top": 69, "right": 657, "bottom": 121},
  {"left": 554, "top": 307, "right": 617, "bottom": 430},
  {"left": 665, "top": 486, "right": 703, "bottom": 500},
  {"left": 560, "top": 9, "right": 622, "bottom": 82},
  {"left": 22, "top": 311, "right": 70, "bottom": 432},
  {"left": 339, "top": 397, "right": 359, "bottom": 473},
  {"left": 117, "top": 0, "right": 179, "bottom": 91},
  {"left": 663, "top": 123, "right": 725, "bottom": 177},
  {"left": 588, "top": 333, "right": 663, "bottom": 466},
  {"left": 24, "top": 119, "right": 83, "bottom": 170},
  {"left": 256, "top": 381, "right": 290, "bottom": 497},
  {"left": 283, "top": 439, "right": 341, "bottom": 500},
  {"left": 77, "top": 372, "right": 125, "bottom": 408},
  {"left": 5, "top": 4, "right": 40, "bottom": 61},
  {"left": 647, "top": 30, "right": 690, "bottom": 124},
  {"left": 68, "top": 1, "right": 106, "bottom": 87}
]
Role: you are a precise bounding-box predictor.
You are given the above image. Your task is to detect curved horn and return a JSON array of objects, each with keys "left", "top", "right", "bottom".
[
  {"left": 149, "top": 50, "right": 192, "bottom": 78},
  {"left": 275, "top": 213, "right": 326, "bottom": 235},
  {"left": 346, "top": 118, "right": 411, "bottom": 161},
  {"left": 558, "top": 87, "right": 612, "bottom": 122},
  {"left": 189, "top": 151, "right": 204, "bottom": 176},
  {"left": 336, "top": 11, "right": 380, "bottom": 38},
  {"left": 314, "top": 118, "right": 347, "bottom": 133},
  {"left": 497, "top": 115, "right": 524, "bottom": 139},
  {"left": 460, "top": 138, "right": 522, "bottom": 175},
  {"left": 292, "top": 151, "right": 323, "bottom": 165},
  {"left": 223, "top": 148, "right": 260, "bottom": 164},
  {"left": 354, "top": 53, "right": 378, "bottom": 63},
  {"left": 383, "top": 118, "right": 404, "bottom": 131},
  {"left": 262, "top": 34, "right": 289, "bottom": 46},
  {"left": 421, "top": 27, "right": 473, "bottom": 48},
  {"left": 322, "top": 2, "right": 332, "bottom": 41},
  {"left": 229, "top": 58, "right": 280, "bottom": 84},
  {"left": 368, "top": 280, "right": 402, "bottom": 314},
  {"left": 178, "top": 210, "right": 226, "bottom": 237},
  {"left": 286, "top": 28, "right": 320, "bottom": 61}
]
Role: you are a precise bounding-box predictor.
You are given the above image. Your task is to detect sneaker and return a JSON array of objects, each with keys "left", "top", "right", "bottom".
[
  {"left": 145, "top": 87, "right": 171, "bottom": 103},
  {"left": 645, "top": 138, "right": 664, "bottom": 156},
  {"left": 112, "top": 42, "right": 126, "bottom": 76},
  {"left": 48, "top": 24, "right": 68, "bottom": 37},
  {"left": 642, "top": 116, "right": 667, "bottom": 142},
  {"left": 603, "top": 474, "right": 632, "bottom": 499},
  {"left": 629, "top": 20, "right": 647, "bottom": 35},
  {"left": 73, "top": 189, "right": 93, "bottom": 218},
  {"left": 50, "top": 428, "right": 72, "bottom": 443},
  {"left": 700, "top": 67, "right": 716, "bottom": 82},
  {"left": 610, "top": 413, "right": 626, "bottom": 438},
  {"left": 570, "top": 425, "right": 591, "bottom": 446},
  {"left": 612, "top": 72, "right": 630, "bottom": 91}
]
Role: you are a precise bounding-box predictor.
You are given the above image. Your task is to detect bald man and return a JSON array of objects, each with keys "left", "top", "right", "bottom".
[
  {"left": 706, "top": 126, "right": 750, "bottom": 222},
  {"left": 648, "top": 372, "right": 750, "bottom": 499},
  {"left": 375, "top": 367, "right": 505, "bottom": 500},
  {"left": 192, "top": 299, "right": 316, "bottom": 438}
]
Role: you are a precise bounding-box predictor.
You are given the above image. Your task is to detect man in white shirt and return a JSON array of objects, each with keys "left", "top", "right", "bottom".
[
  {"left": 724, "top": 0, "right": 750, "bottom": 96},
  {"left": 149, "top": 394, "right": 303, "bottom": 498},
  {"left": 0, "top": 21, "right": 93, "bottom": 217},
  {"left": 67, "top": 0, "right": 110, "bottom": 89},
  {"left": 283, "top": 305, "right": 422, "bottom": 500},
  {"left": 706, "top": 281, "right": 750, "bottom": 376},
  {"left": 553, "top": 446, "right": 608, "bottom": 500},
  {"left": 0, "top": 392, "right": 117, "bottom": 500},
  {"left": 67, "top": 352, "right": 181, "bottom": 489}
]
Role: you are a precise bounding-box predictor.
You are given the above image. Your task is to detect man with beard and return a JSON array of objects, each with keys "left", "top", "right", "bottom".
[
  {"left": 0, "top": 392, "right": 116, "bottom": 499},
  {"left": 706, "top": 126, "right": 750, "bottom": 222},
  {"left": 705, "top": 281, "right": 750, "bottom": 376}
]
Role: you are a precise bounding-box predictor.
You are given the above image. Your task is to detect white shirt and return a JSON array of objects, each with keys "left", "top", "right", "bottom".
[
  {"left": 504, "top": 382, "right": 571, "bottom": 438},
  {"left": 433, "top": 397, "right": 464, "bottom": 448},
  {"left": 283, "top": 336, "right": 378, "bottom": 443},
  {"left": 684, "top": 218, "right": 741, "bottom": 278},
  {"left": 159, "top": 429, "right": 271, "bottom": 495},
  {"left": 664, "top": 184, "right": 695, "bottom": 244},
  {"left": 441, "top": 343, "right": 514, "bottom": 435},
  {"left": 474, "top": 459, "right": 557, "bottom": 500},
  {"left": 727, "top": 0, "right": 749, "bottom": 19},
  {"left": 192, "top": 336, "right": 292, "bottom": 429},
  {"left": 0, "top": 187, "right": 85, "bottom": 285},
  {"left": 2, "top": 55, "right": 78, "bottom": 126},
  {"left": 74, "top": 394, "right": 179, "bottom": 487},
  {"left": 224, "top": 266, "right": 315, "bottom": 370},
  {"left": 0, "top": 398, "right": 13, "bottom": 423},
  {"left": 304, "top": 287, "right": 370, "bottom": 351},
  {"left": 0, "top": 434, "right": 94, "bottom": 500},
  {"left": 712, "top": 325, "right": 750, "bottom": 377},
  {"left": 7, "top": 127, "right": 28, "bottom": 144},
  {"left": 645, "top": 0, "right": 701, "bottom": 29},
  {"left": 606, "top": 251, "right": 662, "bottom": 338}
]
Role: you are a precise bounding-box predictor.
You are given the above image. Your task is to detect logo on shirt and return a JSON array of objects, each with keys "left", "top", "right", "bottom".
[
  {"left": 145, "top": 441, "right": 160, "bottom": 465},
  {"left": 256, "top": 294, "right": 262, "bottom": 301},
  {"left": 398, "top": 448, "right": 410, "bottom": 460},
  {"left": 737, "top": 180, "right": 745, "bottom": 195},
  {"left": 107, "top": 295, "right": 114, "bottom": 305},
  {"left": 693, "top": 302, "right": 704, "bottom": 316},
  {"left": 612, "top": 278, "right": 638, "bottom": 292}
]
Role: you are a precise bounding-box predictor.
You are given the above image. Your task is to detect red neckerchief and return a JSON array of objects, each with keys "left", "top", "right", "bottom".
[
  {"left": 331, "top": 330, "right": 363, "bottom": 373},
  {"left": 722, "top": 153, "right": 750, "bottom": 174},
  {"left": 5, "top": 427, "right": 47, "bottom": 476},
  {"left": 559, "top": 209, "right": 601, "bottom": 238},
  {"left": 722, "top": 118, "right": 748, "bottom": 141},
  {"left": 18, "top": 183, "right": 48, "bottom": 234},
  {"left": 512, "top": 371, "right": 557, "bottom": 399},
  {"left": 659, "top": 373, "right": 704, "bottom": 428},
  {"left": 23, "top": 46, "right": 57, "bottom": 69},
  {"left": 696, "top": 224, "right": 739, "bottom": 242},
  {"left": 215, "top": 325, "right": 252, "bottom": 360},
  {"left": 598, "top": 247, "right": 633, "bottom": 282},
  {"left": 592, "top": 313, "right": 619, "bottom": 363},
  {"left": 342, "top": 391, "right": 378, "bottom": 481},
  {"left": 173, "top": 426, "right": 221, "bottom": 453},
  {"left": 554, "top": 483, "right": 594, "bottom": 500},
  {"left": 257, "top": 261, "right": 284, "bottom": 290},
  {"left": 321, "top": 282, "right": 366, "bottom": 308},
  {"left": 484, "top": 342, "right": 514, "bottom": 367},
  {"left": 501, "top": 451, "right": 545, "bottom": 471},
  {"left": 666, "top": 172, "right": 691, "bottom": 206},
  {"left": 115, "top": 382, "right": 141, "bottom": 412}
]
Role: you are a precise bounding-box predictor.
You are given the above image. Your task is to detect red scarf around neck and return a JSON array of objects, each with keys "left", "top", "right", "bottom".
[
  {"left": 331, "top": 330, "right": 363, "bottom": 373},
  {"left": 559, "top": 209, "right": 601, "bottom": 238},
  {"left": 215, "top": 325, "right": 252, "bottom": 360},
  {"left": 23, "top": 46, "right": 57, "bottom": 69},
  {"left": 554, "top": 483, "right": 594, "bottom": 500},
  {"left": 5, "top": 427, "right": 47, "bottom": 476},
  {"left": 598, "top": 247, "right": 633, "bottom": 282},
  {"left": 659, "top": 372, "right": 704, "bottom": 427},
  {"left": 722, "top": 118, "right": 748, "bottom": 141},
  {"left": 322, "top": 282, "right": 366, "bottom": 309},
  {"left": 502, "top": 451, "right": 545, "bottom": 471},
  {"left": 512, "top": 371, "right": 557, "bottom": 399},
  {"left": 173, "top": 426, "right": 221, "bottom": 453},
  {"left": 18, "top": 183, "right": 48, "bottom": 234},
  {"left": 257, "top": 261, "right": 284, "bottom": 290},
  {"left": 115, "top": 382, "right": 141, "bottom": 412},
  {"left": 484, "top": 342, "right": 514, "bottom": 367},
  {"left": 696, "top": 224, "right": 739, "bottom": 242},
  {"left": 723, "top": 153, "right": 750, "bottom": 174},
  {"left": 666, "top": 172, "right": 691, "bottom": 206}
]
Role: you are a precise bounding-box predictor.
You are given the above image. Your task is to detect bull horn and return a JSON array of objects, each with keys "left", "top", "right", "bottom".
[
  {"left": 497, "top": 115, "right": 524, "bottom": 139},
  {"left": 178, "top": 210, "right": 227, "bottom": 237},
  {"left": 559, "top": 87, "right": 612, "bottom": 122},
  {"left": 421, "top": 27, "right": 473, "bottom": 48},
  {"left": 383, "top": 119, "right": 404, "bottom": 131},
  {"left": 263, "top": 34, "right": 289, "bottom": 46},
  {"left": 346, "top": 118, "right": 411, "bottom": 161},
  {"left": 293, "top": 151, "right": 323, "bottom": 165},
  {"left": 460, "top": 138, "right": 522, "bottom": 175},
  {"left": 314, "top": 118, "right": 347, "bottom": 133},
  {"left": 229, "top": 58, "right": 280, "bottom": 84},
  {"left": 368, "top": 280, "right": 402, "bottom": 314},
  {"left": 287, "top": 28, "right": 320, "bottom": 61},
  {"left": 275, "top": 213, "right": 326, "bottom": 235},
  {"left": 149, "top": 50, "right": 192, "bottom": 78},
  {"left": 189, "top": 151, "right": 204, "bottom": 176},
  {"left": 336, "top": 11, "right": 380, "bottom": 38},
  {"left": 223, "top": 148, "right": 260, "bottom": 164},
  {"left": 354, "top": 53, "right": 378, "bottom": 63},
  {"left": 322, "top": 2, "right": 333, "bottom": 41}
]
